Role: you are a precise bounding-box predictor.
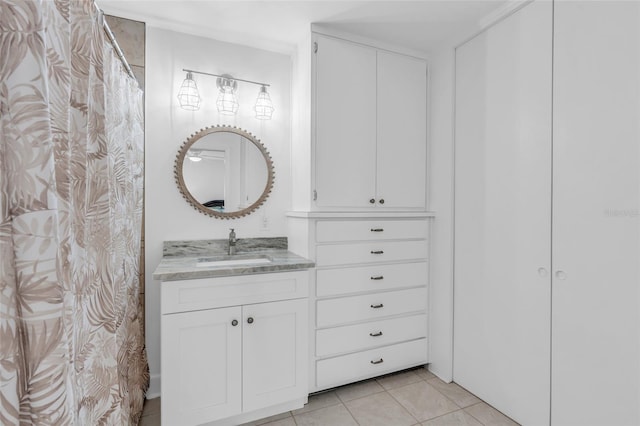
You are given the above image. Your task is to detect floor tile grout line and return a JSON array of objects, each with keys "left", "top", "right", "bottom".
[
  {"left": 382, "top": 389, "right": 421, "bottom": 425},
  {"left": 292, "top": 400, "right": 343, "bottom": 416},
  {"left": 340, "top": 399, "right": 363, "bottom": 425},
  {"left": 336, "top": 388, "right": 386, "bottom": 405},
  {"left": 422, "top": 408, "right": 486, "bottom": 426},
  {"left": 425, "top": 375, "right": 489, "bottom": 411},
  {"left": 463, "top": 402, "right": 491, "bottom": 425},
  {"left": 385, "top": 384, "right": 426, "bottom": 424}
]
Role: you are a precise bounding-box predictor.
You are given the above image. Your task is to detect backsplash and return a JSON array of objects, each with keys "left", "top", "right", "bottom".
[{"left": 163, "top": 237, "right": 288, "bottom": 257}]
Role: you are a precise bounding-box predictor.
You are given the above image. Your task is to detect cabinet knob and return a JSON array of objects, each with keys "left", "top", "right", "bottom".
[
  {"left": 370, "top": 250, "right": 384, "bottom": 255},
  {"left": 231, "top": 319, "right": 238, "bottom": 326},
  {"left": 370, "top": 228, "right": 384, "bottom": 232},
  {"left": 379, "top": 198, "right": 385, "bottom": 205},
  {"left": 370, "top": 303, "right": 384, "bottom": 309},
  {"left": 370, "top": 198, "right": 376, "bottom": 204},
  {"left": 538, "top": 267, "right": 549, "bottom": 277},
  {"left": 370, "top": 358, "right": 384, "bottom": 365},
  {"left": 370, "top": 276, "right": 384, "bottom": 280},
  {"left": 555, "top": 270, "right": 567, "bottom": 280},
  {"left": 369, "top": 331, "right": 383, "bottom": 337},
  {"left": 247, "top": 317, "right": 254, "bottom": 324}
]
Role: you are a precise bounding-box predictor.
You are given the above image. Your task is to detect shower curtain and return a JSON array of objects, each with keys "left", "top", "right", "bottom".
[{"left": 0, "top": 0, "right": 148, "bottom": 424}]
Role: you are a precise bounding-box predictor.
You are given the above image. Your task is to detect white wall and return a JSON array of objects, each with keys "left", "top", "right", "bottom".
[
  {"left": 427, "top": 47, "right": 455, "bottom": 382},
  {"left": 145, "top": 27, "right": 292, "bottom": 397}
]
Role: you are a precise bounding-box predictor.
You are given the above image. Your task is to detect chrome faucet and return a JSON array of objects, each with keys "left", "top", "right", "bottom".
[{"left": 228, "top": 228, "right": 237, "bottom": 255}]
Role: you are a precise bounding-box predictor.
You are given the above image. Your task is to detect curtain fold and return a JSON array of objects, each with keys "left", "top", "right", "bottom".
[{"left": 0, "top": 0, "right": 148, "bottom": 424}]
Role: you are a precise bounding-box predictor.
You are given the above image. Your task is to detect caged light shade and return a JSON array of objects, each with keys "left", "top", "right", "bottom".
[
  {"left": 177, "top": 72, "right": 201, "bottom": 110},
  {"left": 254, "top": 85, "right": 274, "bottom": 120},
  {"left": 216, "top": 76, "right": 239, "bottom": 115}
]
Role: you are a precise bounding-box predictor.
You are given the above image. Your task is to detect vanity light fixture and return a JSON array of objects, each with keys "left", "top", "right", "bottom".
[
  {"left": 178, "top": 68, "right": 273, "bottom": 120},
  {"left": 254, "top": 85, "right": 274, "bottom": 120},
  {"left": 177, "top": 72, "right": 201, "bottom": 110},
  {"left": 216, "top": 75, "right": 239, "bottom": 115}
]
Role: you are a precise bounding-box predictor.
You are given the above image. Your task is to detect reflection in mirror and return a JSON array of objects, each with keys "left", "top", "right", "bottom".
[{"left": 175, "top": 126, "right": 274, "bottom": 219}]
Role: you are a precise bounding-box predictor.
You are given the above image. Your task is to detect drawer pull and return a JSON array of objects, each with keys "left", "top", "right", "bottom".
[
  {"left": 370, "top": 276, "right": 384, "bottom": 280},
  {"left": 370, "top": 358, "right": 384, "bottom": 365},
  {"left": 370, "top": 228, "right": 384, "bottom": 232},
  {"left": 369, "top": 331, "right": 383, "bottom": 337},
  {"left": 370, "top": 303, "right": 384, "bottom": 309},
  {"left": 370, "top": 250, "right": 384, "bottom": 254}
]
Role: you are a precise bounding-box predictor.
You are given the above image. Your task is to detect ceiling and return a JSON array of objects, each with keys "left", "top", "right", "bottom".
[{"left": 99, "top": 0, "right": 508, "bottom": 55}]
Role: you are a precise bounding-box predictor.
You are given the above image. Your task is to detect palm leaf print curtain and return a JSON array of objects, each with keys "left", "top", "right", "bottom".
[{"left": 0, "top": 0, "right": 148, "bottom": 424}]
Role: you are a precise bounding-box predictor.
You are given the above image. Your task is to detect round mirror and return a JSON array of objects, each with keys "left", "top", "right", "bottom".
[{"left": 175, "top": 125, "right": 274, "bottom": 219}]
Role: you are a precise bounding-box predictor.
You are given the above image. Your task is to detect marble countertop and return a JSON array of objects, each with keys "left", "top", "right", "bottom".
[{"left": 152, "top": 238, "right": 314, "bottom": 281}]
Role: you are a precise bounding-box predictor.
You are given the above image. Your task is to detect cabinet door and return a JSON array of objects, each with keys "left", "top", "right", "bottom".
[
  {"left": 377, "top": 51, "right": 427, "bottom": 209},
  {"left": 552, "top": 2, "right": 640, "bottom": 425},
  {"left": 162, "top": 307, "right": 242, "bottom": 426},
  {"left": 314, "top": 35, "right": 377, "bottom": 208},
  {"left": 242, "top": 299, "right": 308, "bottom": 412},
  {"left": 453, "top": 2, "right": 553, "bottom": 425}
]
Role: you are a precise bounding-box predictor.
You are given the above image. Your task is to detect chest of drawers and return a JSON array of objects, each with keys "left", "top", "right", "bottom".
[{"left": 288, "top": 213, "right": 430, "bottom": 391}]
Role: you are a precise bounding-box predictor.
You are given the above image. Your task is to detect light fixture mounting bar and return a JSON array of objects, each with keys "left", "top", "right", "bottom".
[{"left": 182, "top": 68, "right": 270, "bottom": 87}]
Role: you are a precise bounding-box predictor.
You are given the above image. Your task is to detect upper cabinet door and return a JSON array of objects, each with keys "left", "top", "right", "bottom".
[
  {"left": 552, "top": 2, "right": 640, "bottom": 425},
  {"left": 314, "top": 35, "right": 377, "bottom": 208},
  {"left": 376, "top": 51, "right": 427, "bottom": 209}
]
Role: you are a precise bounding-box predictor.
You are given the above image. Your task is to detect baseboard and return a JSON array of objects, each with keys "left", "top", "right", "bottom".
[{"left": 146, "top": 373, "right": 161, "bottom": 399}]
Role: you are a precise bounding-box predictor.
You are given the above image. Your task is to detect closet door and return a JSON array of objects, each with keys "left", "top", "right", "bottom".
[
  {"left": 453, "top": 2, "right": 552, "bottom": 425},
  {"left": 552, "top": 2, "right": 640, "bottom": 425}
]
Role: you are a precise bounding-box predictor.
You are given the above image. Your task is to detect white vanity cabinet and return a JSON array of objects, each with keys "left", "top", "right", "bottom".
[
  {"left": 160, "top": 271, "right": 309, "bottom": 426},
  {"left": 313, "top": 33, "right": 427, "bottom": 210},
  {"left": 288, "top": 214, "right": 430, "bottom": 392}
]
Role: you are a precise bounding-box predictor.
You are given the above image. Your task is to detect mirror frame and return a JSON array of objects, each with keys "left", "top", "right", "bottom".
[{"left": 174, "top": 125, "right": 275, "bottom": 219}]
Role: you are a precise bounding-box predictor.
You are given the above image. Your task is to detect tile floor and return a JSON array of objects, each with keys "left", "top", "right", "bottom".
[{"left": 138, "top": 367, "right": 520, "bottom": 426}]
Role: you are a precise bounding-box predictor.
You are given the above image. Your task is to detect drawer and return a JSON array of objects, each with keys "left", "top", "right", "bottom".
[
  {"left": 317, "top": 262, "right": 427, "bottom": 297},
  {"left": 316, "top": 314, "right": 427, "bottom": 357},
  {"left": 316, "top": 219, "right": 428, "bottom": 242},
  {"left": 161, "top": 270, "right": 309, "bottom": 314},
  {"left": 316, "top": 240, "right": 427, "bottom": 267},
  {"left": 316, "top": 287, "right": 427, "bottom": 327},
  {"left": 316, "top": 338, "right": 428, "bottom": 389}
]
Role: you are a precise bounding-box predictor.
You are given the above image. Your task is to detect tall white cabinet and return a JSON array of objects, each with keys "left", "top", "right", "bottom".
[
  {"left": 289, "top": 30, "right": 430, "bottom": 391},
  {"left": 454, "top": 1, "right": 640, "bottom": 425}
]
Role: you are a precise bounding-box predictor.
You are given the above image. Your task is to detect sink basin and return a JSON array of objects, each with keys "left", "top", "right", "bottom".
[{"left": 195, "top": 256, "right": 272, "bottom": 268}]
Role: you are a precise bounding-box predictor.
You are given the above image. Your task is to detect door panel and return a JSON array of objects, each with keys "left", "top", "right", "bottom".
[
  {"left": 377, "top": 51, "right": 427, "bottom": 209},
  {"left": 162, "top": 307, "right": 242, "bottom": 426},
  {"left": 315, "top": 35, "right": 377, "bottom": 208},
  {"left": 552, "top": 2, "right": 640, "bottom": 425},
  {"left": 454, "top": 2, "right": 553, "bottom": 425},
  {"left": 243, "top": 299, "right": 308, "bottom": 412}
]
